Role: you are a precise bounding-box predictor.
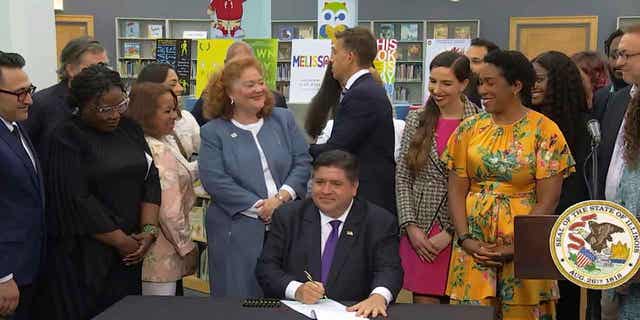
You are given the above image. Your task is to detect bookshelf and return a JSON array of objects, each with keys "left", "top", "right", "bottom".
[
  {"left": 272, "top": 20, "right": 318, "bottom": 101},
  {"left": 115, "top": 17, "right": 213, "bottom": 95},
  {"left": 186, "top": 193, "right": 211, "bottom": 294}
]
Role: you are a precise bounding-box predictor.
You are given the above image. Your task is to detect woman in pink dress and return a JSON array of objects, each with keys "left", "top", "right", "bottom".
[{"left": 395, "top": 51, "right": 480, "bottom": 303}]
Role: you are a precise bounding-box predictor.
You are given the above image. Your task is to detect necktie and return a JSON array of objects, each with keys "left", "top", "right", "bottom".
[
  {"left": 321, "top": 220, "right": 342, "bottom": 283},
  {"left": 10, "top": 124, "right": 35, "bottom": 173},
  {"left": 339, "top": 88, "right": 347, "bottom": 103}
]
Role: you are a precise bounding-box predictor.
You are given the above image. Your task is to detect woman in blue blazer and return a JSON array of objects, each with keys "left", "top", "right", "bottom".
[{"left": 199, "top": 57, "right": 311, "bottom": 297}]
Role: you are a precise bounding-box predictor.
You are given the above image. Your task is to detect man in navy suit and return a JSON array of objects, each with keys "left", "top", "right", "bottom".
[
  {"left": 309, "top": 27, "right": 397, "bottom": 215},
  {"left": 0, "top": 52, "right": 44, "bottom": 319},
  {"left": 256, "top": 150, "right": 402, "bottom": 318}
]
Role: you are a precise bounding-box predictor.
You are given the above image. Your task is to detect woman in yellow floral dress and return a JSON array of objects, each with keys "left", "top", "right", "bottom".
[{"left": 444, "top": 50, "right": 575, "bottom": 320}]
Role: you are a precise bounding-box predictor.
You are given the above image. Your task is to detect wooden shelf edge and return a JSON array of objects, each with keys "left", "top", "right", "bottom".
[{"left": 183, "top": 275, "right": 210, "bottom": 294}]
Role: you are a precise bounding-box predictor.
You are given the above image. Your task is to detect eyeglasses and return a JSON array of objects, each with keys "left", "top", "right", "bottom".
[
  {"left": 613, "top": 51, "right": 640, "bottom": 62},
  {"left": 0, "top": 84, "right": 36, "bottom": 103},
  {"left": 93, "top": 96, "right": 129, "bottom": 114}
]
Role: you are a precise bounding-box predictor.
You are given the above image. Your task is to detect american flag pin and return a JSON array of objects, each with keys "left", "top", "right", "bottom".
[
  {"left": 230, "top": 133, "right": 238, "bottom": 138},
  {"left": 346, "top": 230, "right": 354, "bottom": 236}
]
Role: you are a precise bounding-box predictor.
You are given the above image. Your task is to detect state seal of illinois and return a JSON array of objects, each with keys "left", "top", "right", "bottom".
[{"left": 550, "top": 200, "right": 640, "bottom": 289}]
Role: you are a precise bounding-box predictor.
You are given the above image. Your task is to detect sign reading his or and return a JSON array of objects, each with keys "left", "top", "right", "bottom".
[
  {"left": 373, "top": 38, "right": 398, "bottom": 102},
  {"left": 288, "top": 39, "right": 332, "bottom": 104},
  {"left": 156, "top": 39, "right": 193, "bottom": 95}
]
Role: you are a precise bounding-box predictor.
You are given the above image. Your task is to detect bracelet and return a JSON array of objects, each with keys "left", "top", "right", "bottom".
[
  {"left": 142, "top": 224, "right": 159, "bottom": 239},
  {"left": 456, "top": 233, "right": 474, "bottom": 247}
]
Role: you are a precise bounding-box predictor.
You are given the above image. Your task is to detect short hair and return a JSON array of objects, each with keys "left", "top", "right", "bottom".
[
  {"left": 226, "top": 41, "right": 254, "bottom": 61},
  {"left": 137, "top": 63, "right": 174, "bottom": 84},
  {"left": 203, "top": 56, "right": 274, "bottom": 120},
  {"left": 127, "top": 82, "right": 177, "bottom": 134},
  {"left": 604, "top": 29, "right": 625, "bottom": 56},
  {"left": 484, "top": 50, "right": 535, "bottom": 107},
  {"left": 58, "top": 37, "right": 106, "bottom": 81},
  {"left": 0, "top": 51, "right": 26, "bottom": 84},
  {"left": 470, "top": 38, "right": 500, "bottom": 53},
  {"left": 334, "top": 27, "right": 377, "bottom": 68},
  {"left": 313, "top": 150, "right": 359, "bottom": 183},
  {"left": 69, "top": 63, "right": 125, "bottom": 111}
]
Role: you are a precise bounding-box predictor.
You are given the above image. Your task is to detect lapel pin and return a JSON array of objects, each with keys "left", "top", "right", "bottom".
[
  {"left": 346, "top": 230, "right": 354, "bottom": 236},
  {"left": 230, "top": 132, "right": 238, "bottom": 138}
]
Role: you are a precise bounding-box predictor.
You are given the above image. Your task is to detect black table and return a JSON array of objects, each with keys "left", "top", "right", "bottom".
[{"left": 94, "top": 296, "right": 494, "bottom": 320}]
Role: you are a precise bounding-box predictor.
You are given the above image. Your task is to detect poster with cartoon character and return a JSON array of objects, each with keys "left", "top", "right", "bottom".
[
  {"left": 208, "top": 0, "right": 246, "bottom": 39},
  {"left": 317, "top": 0, "right": 357, "bottom": 40}
]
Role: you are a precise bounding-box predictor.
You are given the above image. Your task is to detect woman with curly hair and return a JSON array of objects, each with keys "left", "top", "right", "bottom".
[{"left": 531, "top": 50, "right": 591, "bottom": 320}]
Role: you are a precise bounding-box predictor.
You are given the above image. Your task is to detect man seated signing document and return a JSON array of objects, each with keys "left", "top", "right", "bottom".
[{"left": 256, "top": 150, "right": 403, "bottom": 318}]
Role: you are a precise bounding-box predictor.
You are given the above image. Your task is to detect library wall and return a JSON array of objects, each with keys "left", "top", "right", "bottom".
[{"left": 271, "top": 0, "right": 640, "bottom": 52}]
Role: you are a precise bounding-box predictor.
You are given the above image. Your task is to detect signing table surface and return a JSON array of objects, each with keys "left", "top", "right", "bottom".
[{"left": 94, "top": 296, "right": 494, "bottom": 320}]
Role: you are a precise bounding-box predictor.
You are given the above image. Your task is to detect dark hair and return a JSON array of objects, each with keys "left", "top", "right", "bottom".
[
  {"left": 571, "top": 51, "right": 609, "bottom": 92},
  {"left": 334, "top": 27, "right": 377, "bottom": 68},
  {"left": 532, "top": 51, "right": 589, "bottom": 151},
  {"left": 604, "top": 29, "right": 625, "bottom": 56},
  {"left": 204, "top": 56, "right": 274, "bottom": 120},
  {"left": 484, "top": 50, "right": 535, "bottom": 107},
  {"left": 57, "top": 37, "right": 106, "bottom": 81},
  {"left": 305, "top": 61, "right": 341, "bottom": 139},
  {"left": 406, "top": 51, "right": 472, "bottom": 173},
  {"left": 69, "top": 63, "right": 125, "bottom": 111},
  {"left": 137, "top": 63, "right": 174, "bottom": 84},
  {"left": 470, "top": 38, "right": 500, "bottom": 53},
  {"left": 127, "top": 82, "right": 177, "bottom": 135},
  {"left": 0, "top": 51, "right": 26, "bottom": 84},
  {"left": 624, "top": 95, "right": 640, "bottom": 167},
  {"left": 313, "top": 150, "right": 359, "bottom": 182}
]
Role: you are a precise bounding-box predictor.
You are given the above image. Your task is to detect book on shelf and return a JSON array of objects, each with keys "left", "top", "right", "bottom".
[
  {"left": 278, "top": 44, "right": 292, "bottom": 61},
  {"left": 196, "top": 249, "right": 209, "bottom": 281},
  {"left": 296, "top": 25, "right": 314, "bottom": 39},
  {"left": 406, "top": 44, "right": 422, "bottom": 60},
  {"left": 400, "top": 23, "right": 419, "bottom": 41},
  {"left": 395, "top": 48, "right": 405, "bottom": 61},
  {"left": 395, "top": 85, "right": 409, "bottom": 102},
  {"left": 433, "top": 23, "right": 449, "bottom": 39},
  {"left": 124, "top": 21, "right": 140, "bottom": 38},
  {"left": 147, "top": 24, "right": 164, "bottom": 39},
  {"left": 123, "top": 42, "right": 141, "bottom": 59},
  {"left": 277, "top": 63, "right": 291, "bottom": 81},
  {"left": 379, "top": 23, "right": 395, "bottom": 39},
  {"left": 396, "top": 63, "right": 422, "bottom": 82},
  {"left": 277, "top": 83, "right": 290, "bottom": 100},
  {"left": 278, "top": 26, "right": 294, "bottom": 41},
  {"left": 189, "top": 206, "right": 206, "bottom": 241},
  {"left": 454, "top": 26, "right": 471, "bottom": 39},
  {"left": 118, "top": 60, "right": 154, "bottom": 78}
]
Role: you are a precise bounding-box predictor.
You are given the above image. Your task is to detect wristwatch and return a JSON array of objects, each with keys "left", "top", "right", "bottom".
[
  {"left": 457, "top": 233, "right": 474, "bottom": 247},
  {"left": 142, "top": 224, "right": 159, "bottom": 240}
]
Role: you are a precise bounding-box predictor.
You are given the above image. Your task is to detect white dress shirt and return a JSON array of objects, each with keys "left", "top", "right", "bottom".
[
  {"left": 284, "top": 200, "right": 393, "bottom": 304},
  {"left": 231, "top": 119, "right": 296, "bottom": 219},
  {"left": 344, "top": 69, "right": 370, "bottom": 90},
  {"left": 0, "top": 117, "right": 38, "bottom": 283},
  {"left": 605, "top": 85, "right": 637, "bottom": 200}
]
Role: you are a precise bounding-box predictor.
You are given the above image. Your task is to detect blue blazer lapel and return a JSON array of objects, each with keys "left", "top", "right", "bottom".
[
  {"left": 18, "top": 124, "right": 44, "bottom": 202},
  {"left": 326, "top": 199, "right": 365, "bottom": 289},
  {"left": 0, "top": 124, "right": 39, "bottom": 186},
  {"left": 303, "top": 203, "right": 322, "bottom": 281}
]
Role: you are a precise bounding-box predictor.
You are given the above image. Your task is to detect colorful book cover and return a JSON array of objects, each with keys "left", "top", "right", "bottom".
[
  {"left": 195, "top": 39, "right": 234, "bottom": 97},
  {"left": 406, "top": 44, "right": 422, "bottom": 60},
  {"left": 245, "top": 39, "right": 278, "bottom": 90},
  {"left": 278, "top": 44, "right": 292, "bottom": 61},
  {"left": 123, "top": 42, "right": 141, "bottom": 59},
  {"left": 454, "top": 26, "right": 471, "bottom": 39},
  {"left": 379, "top": 23, "right": 395, "bottom": 39},
  {"left": 124, "top": 21, "right": 140, "bottom": 38},
  {"left": 278, "top": 26, "right": 294, "bottom": 41},
  {"left": 297, "top": 25, "right": 314, "bottom": 39},
  {"left": 147, "top": 24, "right": 163, "bottom": 39},
  {"left": 400, "top": 23, "right": 419, "bottom": 41},
  {"left": 433, "top": 24, "right": 449, "bottom": 39},
  {"left": 189, "top": 206, "right": 205, "bottom": 241}
]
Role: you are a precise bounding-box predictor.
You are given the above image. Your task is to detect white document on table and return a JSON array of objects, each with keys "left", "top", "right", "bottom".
[{"left": 281, "top": 299, "right": 368, "bottom": 320}]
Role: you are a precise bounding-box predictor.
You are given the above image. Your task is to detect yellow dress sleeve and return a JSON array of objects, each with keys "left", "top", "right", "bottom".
[
  {"left": 534, "top": 117, "right": 576, "bottom": 180},
  {"left": 442, "top": 116, "right": 476, "bottom": 178}
]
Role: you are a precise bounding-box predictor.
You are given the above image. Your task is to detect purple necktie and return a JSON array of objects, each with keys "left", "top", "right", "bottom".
[{"left": 321, "top": 220, "right": 342, "bottom": 283}]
